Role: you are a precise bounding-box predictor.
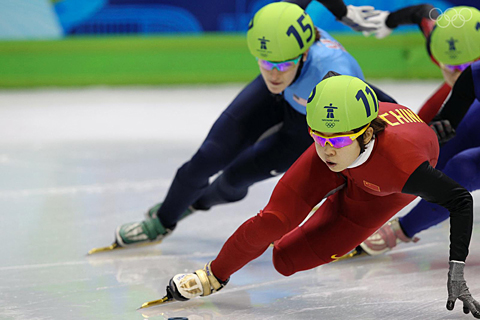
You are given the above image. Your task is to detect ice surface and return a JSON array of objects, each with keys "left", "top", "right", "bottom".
[{"left": 0, "top": 82, "right": 478, "bottom": 320}]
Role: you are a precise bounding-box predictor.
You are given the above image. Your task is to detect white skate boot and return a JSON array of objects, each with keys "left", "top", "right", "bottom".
[{"left": 360, "top": 218, "right": 419, "bottom": 256}]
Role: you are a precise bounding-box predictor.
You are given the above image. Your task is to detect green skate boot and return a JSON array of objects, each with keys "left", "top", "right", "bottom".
[
  {"left": 115, "top": 205, "right": 172, "bottom": 248},
  {"left": 88, "top": 203, "right": 195, "bottom": 254}
]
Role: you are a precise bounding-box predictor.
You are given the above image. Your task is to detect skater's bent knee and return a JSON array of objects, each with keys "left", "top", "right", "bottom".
[{"left": 272, "top": 249, "right": 296, "bottom": 276}]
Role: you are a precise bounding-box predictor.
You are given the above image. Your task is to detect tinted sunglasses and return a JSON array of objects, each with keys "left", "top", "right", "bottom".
[
  {"left": 256, "top": 55, "right": 302, "bottom": 72},
  {"left": 309, "top": 123, "right": 370, "bottom": 148},
  {"left": 444, "top": 62, "right": 472, "bottom": 72}
]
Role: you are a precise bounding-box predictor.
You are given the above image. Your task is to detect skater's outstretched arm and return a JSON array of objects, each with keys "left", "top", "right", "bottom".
[
  {"left": 427, "top": 65, "right": 476, "bottom": 145},
  {"left": 286, "top": 0, "right": 387, "bottom": 32},
  {"left": 402, "top": 161, "right": 473, "bottom": 262},
  {"left": 363, "top": 4, "right": 438, "bottom": 39},
  {"left": 402, "top": 162, "right": 480, "bottom": 318},
  {"left": 437, "top": 66, "right": 476, "bottom": 129}
]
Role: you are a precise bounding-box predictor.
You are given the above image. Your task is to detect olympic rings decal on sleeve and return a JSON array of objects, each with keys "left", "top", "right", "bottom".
[{"left": 430, "top": 7, "right": 474, "bottom": 28}]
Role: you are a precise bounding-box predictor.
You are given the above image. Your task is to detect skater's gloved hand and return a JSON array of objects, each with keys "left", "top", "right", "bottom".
[
  {"left": 446, "top": 261, "right": 480, "bottom": 318},
  {"left": 362, "top": 11, "right": 392, "bottom": 39},
  {"left": 430, "top": 119, "right": 456, "bottom": 146},
  {"left": 166, "top": 261, "right": 229, "bottom": 301},
  {"left": 340, "top": 5, "right": 386, "bottom": 32}
]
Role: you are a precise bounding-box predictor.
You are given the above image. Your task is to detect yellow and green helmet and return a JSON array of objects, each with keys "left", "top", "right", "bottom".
[
  {"left": 247, "top": 2, "right": 315, "bottom": 61},
  {"left": 307, "top": 75, "right": 379, "bottom": 133},
  {"left": 430, "top": 6, "right": 480, "bottom": 65}
]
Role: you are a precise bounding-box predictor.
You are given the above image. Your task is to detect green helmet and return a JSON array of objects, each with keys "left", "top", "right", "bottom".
[
  {"left": 307, "top": 75, "right": 378, "bottom": 133},
  {"left": 430, "top": 6, "right": 480, "bottom": 65},
  {"left": 247, "top": 2, "right": 315, "bottom": 61}
]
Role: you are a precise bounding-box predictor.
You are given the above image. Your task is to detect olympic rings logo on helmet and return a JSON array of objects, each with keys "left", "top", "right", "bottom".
[
  {"left": 430, "top": 7, "right": 474, "bottom": 28},
  {"left": 325, "top": 122, "right": 335, "bottom": 129}
]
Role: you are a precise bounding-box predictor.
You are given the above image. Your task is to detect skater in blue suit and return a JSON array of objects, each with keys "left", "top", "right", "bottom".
[{"left": 89, "top": 1, "right": 396, "bottom": 253}]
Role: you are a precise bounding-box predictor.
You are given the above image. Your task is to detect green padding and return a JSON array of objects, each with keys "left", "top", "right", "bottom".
[
  {"left": 0, "top": 33, "right": 441, "bottom": 88},
  {"left": 338, "top": 33, "right": 440, "bottom": 78}
]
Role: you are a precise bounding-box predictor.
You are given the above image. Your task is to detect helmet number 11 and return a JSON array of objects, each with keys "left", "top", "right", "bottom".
[
  {"left": 286, "top": 14, "right": 313, "bottom": 50},
  {"left": 355, "top": 87, "right": 378, "bottom": 117}
]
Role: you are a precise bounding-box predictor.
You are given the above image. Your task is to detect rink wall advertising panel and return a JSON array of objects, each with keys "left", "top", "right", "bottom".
[{"left": 0, "top": 0, "right": 478, "bottom": 87}]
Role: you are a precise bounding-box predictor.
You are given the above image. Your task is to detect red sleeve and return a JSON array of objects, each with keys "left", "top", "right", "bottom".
[
  {"left": 211, "top": 145, "right": 345, "bottom": 281},
  {"left": 417, "top": 82, "right": 451, "bottom": 123}
]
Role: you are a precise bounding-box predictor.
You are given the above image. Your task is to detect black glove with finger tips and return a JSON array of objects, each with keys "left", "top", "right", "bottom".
[
  {"left": 447, "top": 261, "right": 480, "bottom": 318},
  {"left": 430, "top": 118, "right": 455, "bottom": 146}
]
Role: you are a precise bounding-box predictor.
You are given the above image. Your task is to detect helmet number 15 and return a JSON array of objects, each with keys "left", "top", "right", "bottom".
[
  {"left": 355, "top": 87, "right": 377, "bottom": 117},
  {"left": 286, "top": 14, "right": 313, "bottom": 50}
]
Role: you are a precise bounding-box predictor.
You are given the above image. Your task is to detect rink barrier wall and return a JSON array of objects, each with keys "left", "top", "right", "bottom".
[{"left": 0, "top": 33, "right": 441, "bottom": 88}]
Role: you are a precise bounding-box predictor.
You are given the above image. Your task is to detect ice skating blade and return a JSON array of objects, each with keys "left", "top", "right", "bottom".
[
  {"left": 138, "top": 295, "right": 172, "bottom": 310},
  {"left": 87, "top": 242, "right": 122, "bottom": 255}
]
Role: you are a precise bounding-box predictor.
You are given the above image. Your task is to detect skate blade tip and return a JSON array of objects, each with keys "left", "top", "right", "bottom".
[
  {"left": 137, "top": 296, "right": 171, "bottom": 309},
  {"left": 137, "top": 303, "right": 155, "bottom": 310},
  {"left": 137, "top": 304, "right": 152, "bottom": 310},
  {"left": 87, "top": 243, "right": 119, "bottom": 255}
]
